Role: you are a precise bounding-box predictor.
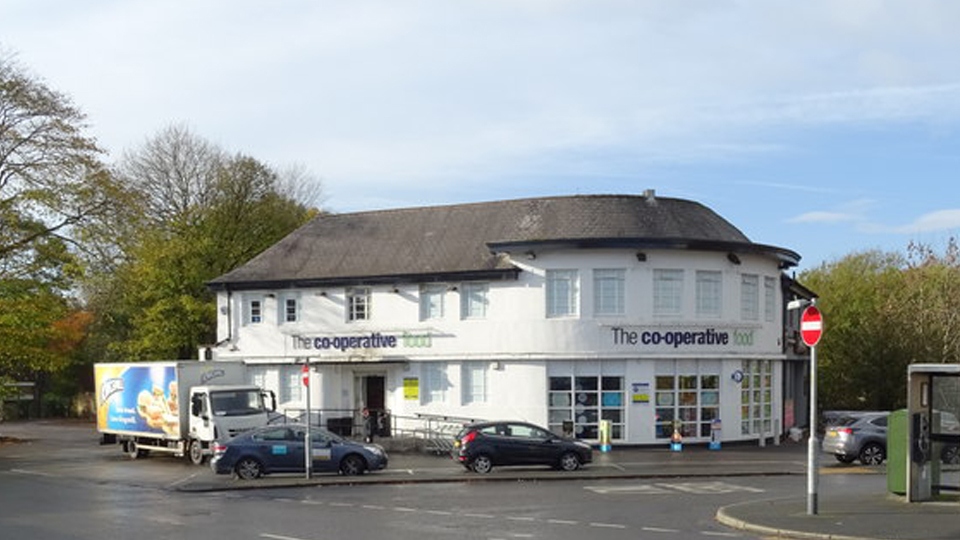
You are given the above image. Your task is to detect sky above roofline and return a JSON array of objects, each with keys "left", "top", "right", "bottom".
[{"left": 3, "top": 1, "right": 959, "bottom": 273}]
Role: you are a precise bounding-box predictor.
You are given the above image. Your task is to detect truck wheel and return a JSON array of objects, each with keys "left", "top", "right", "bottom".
[
  {"left": 125, "top": 441, "right": 147, "bottom": 460},
  {"left": 188, "top": 439, "right": 206, "bottom": 465}
]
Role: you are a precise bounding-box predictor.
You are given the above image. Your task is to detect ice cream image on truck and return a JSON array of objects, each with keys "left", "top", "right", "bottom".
[{"left": 95, "top": 361, "right": 276, "bottom": 465}]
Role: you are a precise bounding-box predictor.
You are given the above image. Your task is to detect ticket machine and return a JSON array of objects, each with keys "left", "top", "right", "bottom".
[{"left": 906, "top": 364, "right": 960, "bottom": 502}]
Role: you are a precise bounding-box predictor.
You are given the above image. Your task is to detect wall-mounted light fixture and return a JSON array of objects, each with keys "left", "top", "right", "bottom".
[
  {"left": 317, "top": 291, "right": 327, "bottom": 297},
  {"left": 727, "top": 252, "right": 741, "bottom": 265},
  {"left": 525, "top": 250, "right": 536, "bottom": 260},
  {"left": 636, "top": 252, "right": 647, "bottom": 262},
  {"left": 219, "top": 306, "right": 228, "bottom": 315},
  {"left": 266, "top": 293, "right": 276, "bottom": 298},
  {"left": 448, "top": 285, "right": 458, "bottom": 292}
]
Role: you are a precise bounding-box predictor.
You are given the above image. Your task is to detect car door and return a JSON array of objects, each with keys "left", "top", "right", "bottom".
[
  {"left": 255, "top": 426, "right": 303, "bottom": 473},
  {"left": 309, "top": 429, "right": 338, "bottom": 473},
  {"left": 511, "top": 423, "right": 559, "bottom": 465}
]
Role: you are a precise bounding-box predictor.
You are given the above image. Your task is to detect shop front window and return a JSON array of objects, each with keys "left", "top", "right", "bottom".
[
  {"left": 548, "top": 375, "right": 624, "bottom": 440},
  {"left": 740, "top": 359, "right": 772, "bottom": 436},
  {"left": 656, "top": 372, "right": 720, "bottom": 440}
]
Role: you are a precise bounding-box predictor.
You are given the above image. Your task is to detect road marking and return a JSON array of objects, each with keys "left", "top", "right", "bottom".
[
  {"left": 702, "top": 531, "right": 743, "bottom": 537},
  {"left": 506, "top": 516, "right": 536, "bottom": 522},
  {"left": 586, "top": 481, "right": 765, "bottom": 495},
  {"left": 392, "top": 506, "right": 417, "bottom": 512},
  {"left": 590, "top": 522, "right": 627, "bottom": 529},
  {"left": 547, "top": 519, "right": 578, "bottom": 525},
  {"left": 642, "top": 526, "right": 680, "bottom": 533},
  {"left": 464, "top": 513, "right": 496, "bottom": 519},
  {"left": 585, "top": 484, "right": 673, "bottom": 494},
  {"left": 261, "top": 534, "right": 306, "bottom": 540},
  {"left": 9, "top": 468, "right": 54, "bottom": 477}
]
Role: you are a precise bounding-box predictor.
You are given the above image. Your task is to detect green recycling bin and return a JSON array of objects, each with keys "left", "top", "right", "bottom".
[{"left": 887, "top": 408, "right": 907, "bottom": 495}]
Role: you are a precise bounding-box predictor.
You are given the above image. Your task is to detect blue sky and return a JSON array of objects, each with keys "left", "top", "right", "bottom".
[{"left": 3, "top": 1, "right": 959, "bottom": 273}]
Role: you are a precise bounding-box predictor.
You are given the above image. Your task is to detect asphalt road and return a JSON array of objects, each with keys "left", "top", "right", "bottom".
[{"left": 0, "top": 420, "right": 888, "bottom": 540}]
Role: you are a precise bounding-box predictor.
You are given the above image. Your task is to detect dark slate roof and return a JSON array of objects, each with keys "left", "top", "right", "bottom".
[{"left": 208, "top": 194, "right": 800, "bottom": 291}]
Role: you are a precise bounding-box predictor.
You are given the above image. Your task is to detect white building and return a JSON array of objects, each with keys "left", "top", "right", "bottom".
[{"left": 207, "top": 192, "right": 811, "bottom": 445}]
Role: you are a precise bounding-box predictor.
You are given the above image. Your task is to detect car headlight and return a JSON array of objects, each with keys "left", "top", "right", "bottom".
[{"left": 364, "top": 445, "right": 385, "bottom": 456}]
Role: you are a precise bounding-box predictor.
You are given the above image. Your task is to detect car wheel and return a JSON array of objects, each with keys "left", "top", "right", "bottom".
[
  {"left": 470, "top": 454, "right": 494, "bottom": 474},
  {"left": 942, "top": 445, "right": 960, "bottom": 465},
  {"left": 188, "top": 439, "right": 205, "bottom": 465},
  {"left": 859, "top": 443, "right": 885, "bottom": 465},
  {"left": 558, "top": 452, "right": 581, "bottom": 471},
  {"left": 339, "top": 454, "right": 367, "bottom": 476},
  {"left": 235, "top": 457, "right": 264, "bottom": 480},
  {"left": 834, "top": 454, "right": 857, "bottom": 464}
]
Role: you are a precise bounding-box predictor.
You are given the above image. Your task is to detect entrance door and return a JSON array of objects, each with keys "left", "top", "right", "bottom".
[{"left": 364, "top": 375, "right": 385, "bottom": 411}]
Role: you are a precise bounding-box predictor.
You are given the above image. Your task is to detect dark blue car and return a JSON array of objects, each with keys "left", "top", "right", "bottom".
[{"left": 211, "top": 423, "right": 388, "bottom": 479}]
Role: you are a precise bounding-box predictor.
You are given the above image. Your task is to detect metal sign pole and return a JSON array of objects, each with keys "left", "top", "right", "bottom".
[
  {"left": 304, "top": 359, "right": 312, "bottom": 480},
  {"left": 807, "top": 341, "right": 818, "bottom": 514}
]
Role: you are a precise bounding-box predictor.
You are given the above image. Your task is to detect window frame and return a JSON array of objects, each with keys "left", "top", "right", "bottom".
[
  {"left": 419, "top": 284, "right": 446, "bottom": 321},
  {"left": 546, "top": 269, "right": 579, "bottom": 318},
  {"left": 740, "top": 274, "right": 760, "bottom": 321},
  {"left": 460, "top": 282, "right": 489, "bottom": 319},
  {"left": 695, "top": 270, "right": 722, "bottom": 319},
  {"left": 347, "top": 287, "right": 371, "bottom": 322},
  {"left": 653, "top": 269, "right": 684, "bottom": 318},
  {"left": 593, "top": 268, "right": 625, "bottom": 317}
]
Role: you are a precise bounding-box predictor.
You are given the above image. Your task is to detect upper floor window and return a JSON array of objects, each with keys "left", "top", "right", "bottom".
[
  {"left": 244, "top": 295, "right": 264, "bottom": 325},
  {"left": 460, "top": 282, "right": 489, "bottom": 319},
  {"left": 594, "top": 269, "right": 625, "bottom": 316},
  {"left": 696, "top": 270, "right": 722, "bottom": 318},
  {"left": 546, "top": 269, "right": 579, "bottom": 318},
  {"left": 347, "top": 287, "right": 371, "bottom": 321},
  {"left": 420, "top": 284, "right": 445, "bottom": 321},
  {"left": 740, "top": 274, "right": 759, "bottom": 321},
  {"left": 764, "top": 276, "right": 776, "bottom": 322},
  {"left": 653, "top": 269, "right": 683, "bottom": 317},
  {"left": 281, "top": 294, "right": 299, "bottom": 324}
]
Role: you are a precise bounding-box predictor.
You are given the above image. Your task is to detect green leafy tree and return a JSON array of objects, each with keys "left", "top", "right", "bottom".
[
  {"left": 800, "top": 250, "right": 909, "bottom": 410},
  {"left": 0, "top": 52, "right": 108, "bottom": 407},
  {"left": 82, "top": 126, "right": 320, "bottom": 361}
]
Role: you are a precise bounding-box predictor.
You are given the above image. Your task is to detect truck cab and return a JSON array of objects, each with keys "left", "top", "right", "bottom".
[{"left": 187, "top": 385, "right": 276, "bottom": 464}]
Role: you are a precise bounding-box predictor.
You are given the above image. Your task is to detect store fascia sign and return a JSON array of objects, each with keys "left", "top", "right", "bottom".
[
  {"left": 291, "top": 331, "right": 432, "bottom": 352},
  {"left": 610, "top": 325, "right": 756, "bottom": 348}
]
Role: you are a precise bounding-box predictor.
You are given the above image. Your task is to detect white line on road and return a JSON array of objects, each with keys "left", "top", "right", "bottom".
[
  {"left": 590, "top": 522, "right": 627, "bottom": 529},
  {"left": 641, "top": 526, "right": 680, "bottom": 533},
  {"left": 260, "top": 534, "right": 306, "bottom": 540}
]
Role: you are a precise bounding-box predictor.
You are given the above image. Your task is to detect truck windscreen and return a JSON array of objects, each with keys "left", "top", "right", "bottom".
[{"left": 210, "top": 390, "right": 264, "bottom": 417}]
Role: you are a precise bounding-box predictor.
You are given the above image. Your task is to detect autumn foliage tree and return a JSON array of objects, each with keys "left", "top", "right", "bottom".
[
  {"left": 799, "top": 241, "right": 960, "bottom": 411},
  {"left": 0, "top": 52, "right": 107, "bottom": 407}
]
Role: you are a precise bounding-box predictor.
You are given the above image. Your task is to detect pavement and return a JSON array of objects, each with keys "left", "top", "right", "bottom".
[{"left": 3, "top": 421, "right": 959, "bottom": 540}]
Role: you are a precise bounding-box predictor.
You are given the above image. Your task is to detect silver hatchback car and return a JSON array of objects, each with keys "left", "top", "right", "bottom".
[{"left": 822, "top": 411, "right": 889, "bottom": 465}]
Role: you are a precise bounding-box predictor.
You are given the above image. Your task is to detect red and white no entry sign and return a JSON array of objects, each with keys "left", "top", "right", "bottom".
[
  {"left": 301, "top": 363, "right": 310, "bottom": 387},
  {"left": 800, "top": 305, "right": 823, "bottom": 347}
]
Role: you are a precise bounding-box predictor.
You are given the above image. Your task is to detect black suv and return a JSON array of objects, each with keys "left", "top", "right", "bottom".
[{"left": 451, "top": 420, "right": 593, "bottom": 474}]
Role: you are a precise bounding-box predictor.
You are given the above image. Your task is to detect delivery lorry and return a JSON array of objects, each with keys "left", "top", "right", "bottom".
[{"left": 94, "top": 361, "right": 276, "bottom": 465}]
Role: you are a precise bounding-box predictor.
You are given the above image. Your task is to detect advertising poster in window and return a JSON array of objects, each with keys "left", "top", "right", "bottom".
[
  {"left": 403, "top": 378, "right": 419, "bottom": 401},
  {"left": 631, "top": 382, "right": 650, "bottom": 404}
]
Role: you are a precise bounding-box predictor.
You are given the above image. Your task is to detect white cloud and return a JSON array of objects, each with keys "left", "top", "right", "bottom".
[{"left": 894, "top": 210, "right": 960, "bottom": 234}]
